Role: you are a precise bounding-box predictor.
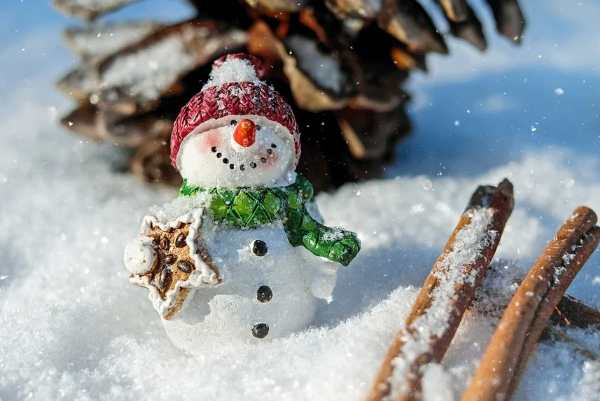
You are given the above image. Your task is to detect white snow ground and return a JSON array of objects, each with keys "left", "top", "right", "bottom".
[{"left": 1, "top": 1, "right": 600, "bottom": 400}]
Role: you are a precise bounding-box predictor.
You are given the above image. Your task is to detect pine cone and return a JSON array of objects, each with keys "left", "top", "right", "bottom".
[{"left": 54, "top": 0, "right": 525, "bottom": 192}]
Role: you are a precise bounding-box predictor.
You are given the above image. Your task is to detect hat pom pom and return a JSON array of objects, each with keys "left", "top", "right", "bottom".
[
  {"left": 213, "top": 53, "right": 264, "bottom": 79},
  {"left": 208, "top": 53, "right": 265, "bottom": 86}
]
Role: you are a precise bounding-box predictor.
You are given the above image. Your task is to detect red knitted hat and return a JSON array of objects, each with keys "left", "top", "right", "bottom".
[{"left": 170, "top": 53, "right": 301, "bottom": 170}]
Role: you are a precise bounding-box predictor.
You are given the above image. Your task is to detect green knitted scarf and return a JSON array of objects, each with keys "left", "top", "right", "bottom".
[{"left": 178, "top": 175, "right": 360, "bottom": 266}]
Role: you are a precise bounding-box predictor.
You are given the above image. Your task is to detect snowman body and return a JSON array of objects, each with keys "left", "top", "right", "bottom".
[
  {"left": 163, "top": 221, "right": 327, "bottom": 352},
  {"left": 123, "top": 53, "right": 359, "bottom": 355}
]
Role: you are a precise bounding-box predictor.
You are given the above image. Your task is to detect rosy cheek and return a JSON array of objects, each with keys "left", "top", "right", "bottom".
[
  {"left": 263, "top": 153, "right": 279, "bottom": 168},
  {"left": 201, "top": 130, "right": 223, "bottom": 151}
]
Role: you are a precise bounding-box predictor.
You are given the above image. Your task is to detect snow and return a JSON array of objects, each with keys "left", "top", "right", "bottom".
[
  {"left": 2, "top": 99, "right": 599, "bottom": 399},
  {"left": 55, "top": 0, "right": 140, "bottom": 14},
  {"left": 99, "top": 25, "right": 246, "bottom": 106},
  {"left": 286, "top": 35, "right": 345, "bottom": 94},
  {"left": 471, "top": 260, "right": 527, "bottom": 320},
  {"left": 101, "top": 34, "right": 195, "bottom": 102},
  {"left": 1, "top": 0, "right": 600, "bottom": 399},
  {"left": 202, "top": 57, "right": 261, "bottom": 89},
  {"left": 64, "top": 22, "right": 161, "bottom": 59}
]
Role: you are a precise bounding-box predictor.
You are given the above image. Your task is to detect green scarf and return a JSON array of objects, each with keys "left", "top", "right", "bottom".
[{"left": 178, "top": 175, "right": 360, "bottom": 266}]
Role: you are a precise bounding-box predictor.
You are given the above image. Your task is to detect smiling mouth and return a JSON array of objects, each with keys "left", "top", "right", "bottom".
[{"left": 211, "top": 143, "right": 277, "bottom": 171}]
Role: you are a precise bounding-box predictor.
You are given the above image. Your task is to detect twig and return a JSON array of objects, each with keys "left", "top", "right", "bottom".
[
  {"left": 366, "top": 179, "right": 514, "bottom": 401},
  {"left": 460, "top": 207, "right": 600, "bottom": 401},
  {"left": 551, "top": 294, "right": 600, "bottom": 329}
]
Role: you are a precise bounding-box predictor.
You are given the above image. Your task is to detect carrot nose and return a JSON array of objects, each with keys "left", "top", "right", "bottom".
[{"left": 233, "top": 119, "right": 256, "bottom": 147}]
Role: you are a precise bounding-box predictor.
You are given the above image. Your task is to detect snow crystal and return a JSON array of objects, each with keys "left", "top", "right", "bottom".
[
  {"left": 578, "top": 361, "right": 600, "bottom": 399},
  {"left": 101, "top": 35, "right": 194, "bottom": 102},
  {"left": 286, "top": 35, "right": 344, "bottom": 93},
  {"left": 513, "top": 327, "right": 600, "bottom": 400},
  {"left": 471, "top": 260, "right": 528, "bottom": 319},
  {"left": 322, "top": 229, "right": 347, "bottom": 242},
  {"left": 421, "top": 364, "right": 455, "bottom": 401},
  {"left": 65, "top": 23, "right": 161, "bottom": 60},
  {"left": 148, "top": 193, "right": 211, "bottom": 224},
  {"left": 59, "top": 0, "right": 135, "bottom": 10},
  {"left": 202, "top": 57, "right": 262, "bottom": 90}
]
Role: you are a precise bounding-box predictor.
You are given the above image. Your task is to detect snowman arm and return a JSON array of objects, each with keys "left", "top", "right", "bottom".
[
  {"left": 309, "top": 260, "right": 339, "bottom": 299},
  {"left": 294, "top": 216, "right": 361, "bottom": 266}
]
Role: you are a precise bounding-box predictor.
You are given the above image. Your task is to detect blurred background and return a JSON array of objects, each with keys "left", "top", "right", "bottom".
[
  {"left": 2, "top": 0, "right": 599, "bottom": 193},
  {"left": 2, "top": 2, "right": 600, "bottom": 400}
]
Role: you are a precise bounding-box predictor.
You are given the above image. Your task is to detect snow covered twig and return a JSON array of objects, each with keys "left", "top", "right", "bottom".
[
  {"left": 461, "top": 206, "right": 600, "bottom": 401},
  {"left": 366, "top": 179, "right": 514, "bottom": 401}
]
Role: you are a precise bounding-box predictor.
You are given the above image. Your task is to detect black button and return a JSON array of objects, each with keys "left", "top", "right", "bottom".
[
  {"left": 252, "top": 323, "right": 269, "bottom": 339},
  {"left": 256, "top": 286, "right": 273, "bottom": 303},
  {"left": 251, "top": 240, "right": 268, "bottom": 256}
]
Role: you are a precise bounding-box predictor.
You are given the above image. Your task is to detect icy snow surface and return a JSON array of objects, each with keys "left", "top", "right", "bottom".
[
  {"left": 1, "top": 96, "right": 599, "bottom": 399},
  {"left": 2, "top": 0, "right": 600, "bottom": 400}
]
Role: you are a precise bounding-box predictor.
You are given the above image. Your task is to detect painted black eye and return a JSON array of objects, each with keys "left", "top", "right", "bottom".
[
  {"left": 230, "top": 120, "right": 237, "bottom": 126},
  {"left": 267, "top": 149, "right": 273, "bottom": 155},
  {"left": 250, "top": 162, "right": 257, "bottom": 168},
  {"left": 216, "top": 153, "right": 222, "bottom": 158},
  {"left": 260, "top": 157, "right": 266, "bottom": 163},
  {"left": 211, "top": 147, "right": 217, "bottom": 153},
  {"left": 271, "top": 143, "right": 277, "bottom": 149},
  {"left": 240, "top": 165, "right": 245, "bottom": 171},
  {"left": 229, "top": 164, "right": 235, "bottom": 169},
  {"left": 256, "top": 125, "right": 261, "bottom": 131},
  {"left": 223, "top": 158, "right": 229, "bottom": 164}
]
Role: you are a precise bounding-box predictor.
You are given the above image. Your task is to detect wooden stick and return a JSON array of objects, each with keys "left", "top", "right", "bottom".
[
  {"left": 508, "top": 225, "right": 600, "bottom": 396},
  {"left": 460, "top": 207, "right": 600, "bottom": 401},
  {"left": 366, "top": 179, "right": 514, "bottom": 401}
]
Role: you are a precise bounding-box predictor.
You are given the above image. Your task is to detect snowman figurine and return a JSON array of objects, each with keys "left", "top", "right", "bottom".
[{"left": 124, "top": 53, "right": 360, "bottom": 355}]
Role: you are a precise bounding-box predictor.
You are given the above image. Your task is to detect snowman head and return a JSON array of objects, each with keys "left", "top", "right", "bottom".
[{"left": 171, "top": 54, "right": 301, "bottom": 188}]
